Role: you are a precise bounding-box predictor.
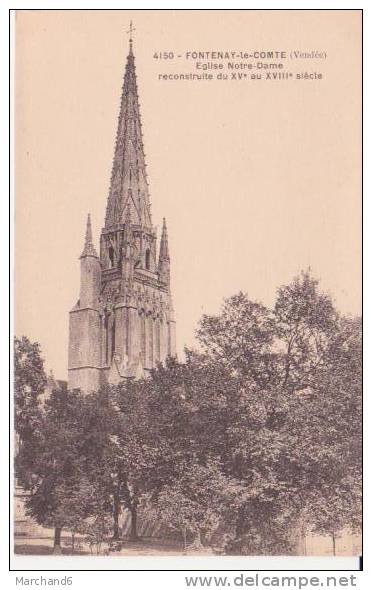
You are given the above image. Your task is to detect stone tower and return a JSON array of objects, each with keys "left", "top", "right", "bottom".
[{"left": 68, "top": 34, "right": 176, "bottom": 392}]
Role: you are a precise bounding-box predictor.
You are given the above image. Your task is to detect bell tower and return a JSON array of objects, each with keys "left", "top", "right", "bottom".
[{"left": 68, "top": 29, "right": 176, "bottom": 392}]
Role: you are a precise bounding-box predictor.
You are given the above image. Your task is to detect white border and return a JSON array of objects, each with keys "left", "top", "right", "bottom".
[{"left": 4, "top": 2, "right": 370, "bottom": 587}]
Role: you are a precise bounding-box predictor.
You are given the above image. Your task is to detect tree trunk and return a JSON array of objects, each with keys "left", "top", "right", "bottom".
[
  {"left": 235, "top": 505, "right": 246, "bottom": 537},
  {"left": 53, "top": 526, "right": 62, "bottom": 554},
  {"left": 300, "top": 523, "right": 307, "bottom": 556},
  {"left": 183, "top": 527, "right": 187, "bottom": 553},
  {"left": 332, "top": 532, "right": 336, "bottom": 556},
  {"left": 129, "top": 504, "right": 138, "bottom": 540},
  {"left": 192, "top": 529, "right": 202, "bottom": 549},
  {"left": 113, "top": 491, "right": 121, "bottom": 540}
]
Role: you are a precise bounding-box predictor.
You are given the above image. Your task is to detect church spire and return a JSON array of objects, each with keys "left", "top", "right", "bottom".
[
  {"left": 105, "top": 30, "right": 152, "bottom": 230},
  {"left": 68, "top": 29, "right": 176, "bottom": 391},
  {"left": 81, "top": 214, "right": 98, "bottom": 258}
]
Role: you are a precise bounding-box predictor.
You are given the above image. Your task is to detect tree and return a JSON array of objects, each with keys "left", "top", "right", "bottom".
[
  {"left": 16, "top": 388, "right": 95, "bottom": 553},
  {"left": 273, "top": 270, "right": 338, "bottom": 392},
  {"left": 70, "top": 388, "right": 123, "bottom": 540},
  {"left": 112, "top": 359, "right": 191, "bottom": 540},
  {"left": 193, "top": 270, "right": 361, "bottom": 553},
  {"left": 273, "top": 276, "right": 361, "bottom": 548},
  {"left": 224, "top": 498, "right": 298, "bottom": 555},
  {"left": 301, "top": 477, "right": 361, "bottom": 556},
  {"left": 197, "top": 293, "right": 275, "bottom": 387},
  {"left": 153, "top": 460, "right": 238, "bottom": 552},
  {"left": 78, "top": 512, "right": 113, "bottom": 555},
  {"left": 137, "top": 351, "right": 299, "bottom": 552},
  {"left": 197, "top": 270, "right": 339, "bottom": 393},
  {"left": 290, "top": 315, "right": 362, "bottom": 549},
  {"left": 14, "top": 270, "right": 361, "bottom": 556},
  {"left": 14, "top": 336, "right": 46, "bottom": 448}
]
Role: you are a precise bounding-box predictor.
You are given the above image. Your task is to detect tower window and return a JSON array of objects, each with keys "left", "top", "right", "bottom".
[
  {"left": 140, "top": 312, "right": 146, "bottom": 364},
  {"left": 108, "top": 246, "right": 115, "bottom": 268},
  {"left": 145, "top": 248, "right": 151, "bottom": 270},
  {"left": 104, "top": 314, "right": 109, "bottom": 365},
  {"left": 155, "top": 318, "right": 160, "bottom": 363},
  {"left": 148, "top": 315, "right": 153, "bottom": 367},
  {"left": 111, "top": 316, "right": 116, "bottom": 361}
]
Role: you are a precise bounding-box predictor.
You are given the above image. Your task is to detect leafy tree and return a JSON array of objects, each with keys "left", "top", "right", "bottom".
[
  {"left": 14, "top": 336, "right": 46, "bottom": 448},
  {"left": 112, "top": 359, "right": 191, "bottom": 540},
  {"left": 197, "top": 294, "right": 275, "bottom": 387},
  {"left": 14, "top": 270, "right": 361, "bottom": 557},
  {"left": 197, "top": 270, "right": 339, "bottom": 392},
  {"left": 139, "top": 352, "right": 298, "bottom": 552},
  {"left": 273, "top": 270, "right": 338, "bottom": 391},
  {"left": 224, "top": 498, "right": 298, "bottom": 555},
  {"left": 153, "top": 460, "right": 238, "bottom": 551},
  {"left": 301, "top": 478, "right": 361, "bottom": 556},
  {"left": 16, "top": 388, "right": 96, "bottom": 553},
  {"left": 290, "top": 315, "right": 362, "bottom": 548},
  {"left": 193, "top": 270, "right": 361, "bottom": 553},
  {"left": 70, "top": 388, "right": 123, "bottom": 540},
  {"left": 78, "top": 512, "right": 113, "bottom": 555}
]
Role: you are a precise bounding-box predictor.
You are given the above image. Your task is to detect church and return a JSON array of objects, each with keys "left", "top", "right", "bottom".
[{"left": 68, "top": 32, "right": 176, "bottom": 393}]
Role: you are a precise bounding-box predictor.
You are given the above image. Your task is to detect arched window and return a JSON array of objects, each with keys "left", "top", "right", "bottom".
[
  {"left": 145, "top": 248, "right": 151, "bottom": 270},
  {"left": 111, "top": 316, "right": 116, "bottom": 361},
  {"left": 148, "top": 315, "right": 153, "bottom": 367},
  {"left": 108, "top": 246, "right": 115, "bottom": 268},
  {"left": 140, "top": 312, "right": 146, "bottom": 364},
  {"left": 155, "top": 318, "right": 161, "bottom": 362},
  {"left": 104, "top": 314, "right": 109, "bottom": 365}
]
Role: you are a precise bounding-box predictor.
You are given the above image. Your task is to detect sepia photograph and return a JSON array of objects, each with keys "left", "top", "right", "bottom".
[{"left": 12, "top": 9, "right": 362, "bottom": 567}]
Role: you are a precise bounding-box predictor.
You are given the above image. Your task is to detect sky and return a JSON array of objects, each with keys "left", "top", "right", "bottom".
[{"left": 15, "top": 10, "right": 361, "bottom": 379}]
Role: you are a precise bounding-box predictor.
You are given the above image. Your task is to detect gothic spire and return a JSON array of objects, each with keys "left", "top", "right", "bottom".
[
  {"left": 105, "top": 33, "right": 152, "bottom": 230},
  {"left": 159, "top": 218, "right": 170, "bottom": 261},
  {"left": 81, "top": 214, "right": 98, "bottom": 258}
]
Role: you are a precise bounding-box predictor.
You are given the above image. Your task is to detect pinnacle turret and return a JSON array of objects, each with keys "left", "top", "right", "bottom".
[
  {"left": 158, "top": 218, "right": 170, "bottom": 288},
  {"left": 81, "top": 214, "right": 98, "bottom": 258},
  {"left": 159, "top": 218, "right": 170, "bottom": 261}
]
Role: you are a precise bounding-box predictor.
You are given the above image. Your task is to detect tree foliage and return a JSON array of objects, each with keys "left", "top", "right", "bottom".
[
  {"left": 14, "top": 336, "right": 46, "bottom": 446},
  {"left": 153, "top": 460, "right": 239, "bottom": 550},
  {"left": 14, "top": 271, "right": 361, "bottom": 555},
  {"left": 196, "top": 270, "right": 361, "bottom": 548},
  {"left": 16, "top": 388, "right": 102, "bottom": 551}
]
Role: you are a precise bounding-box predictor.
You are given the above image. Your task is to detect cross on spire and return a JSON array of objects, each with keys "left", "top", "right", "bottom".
[{"left": 127, "top": 20, "right": 136, "bottom": 49}]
